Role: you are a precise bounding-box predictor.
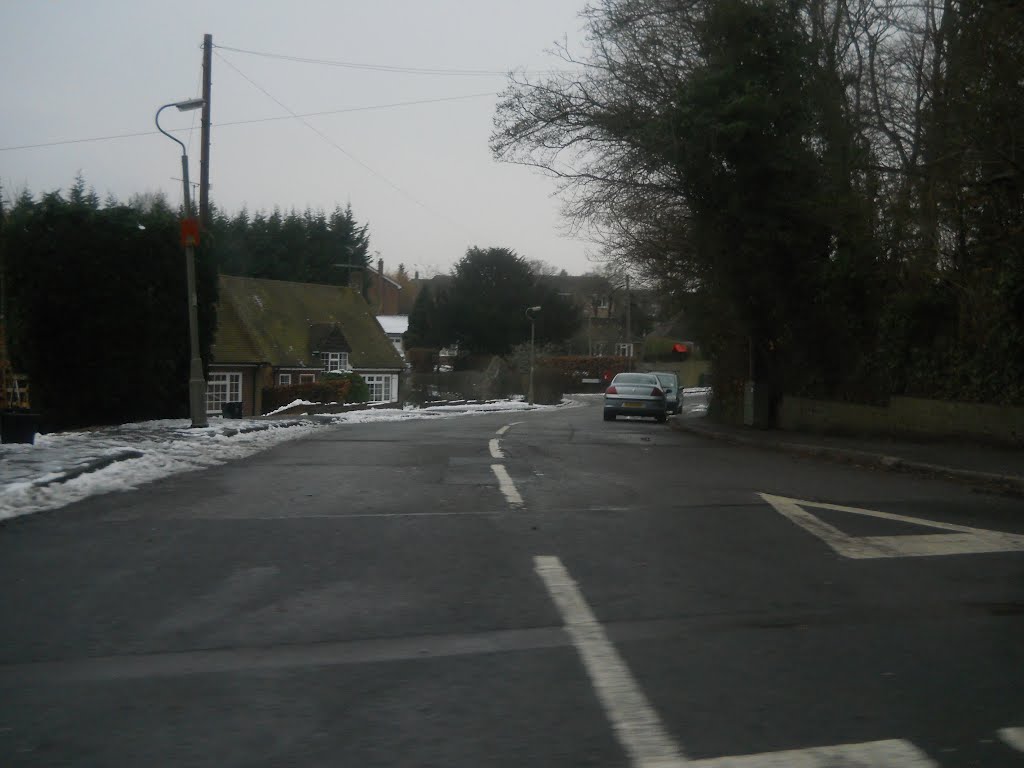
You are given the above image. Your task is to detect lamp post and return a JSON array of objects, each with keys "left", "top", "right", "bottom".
[
  {"left": 156, "top": 98, "right": 208, "bottom": 428},
  {"left": 526, "top": 305, "right": 541, "bottom": 405}
]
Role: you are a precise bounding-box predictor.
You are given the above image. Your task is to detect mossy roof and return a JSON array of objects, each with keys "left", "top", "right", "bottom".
[{"left": 211, "top": 275, "right": 403, "bottom": 371}]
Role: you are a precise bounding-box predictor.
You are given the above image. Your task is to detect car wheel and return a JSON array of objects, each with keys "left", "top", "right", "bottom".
[
  {"left": 656, "top": 414, "right": 667, "bottom": 423},
  {"left": 604, "top": 412, "right": 615, "bottom": 421}
]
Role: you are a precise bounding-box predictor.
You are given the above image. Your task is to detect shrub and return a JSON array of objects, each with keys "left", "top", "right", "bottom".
[
  {"left": 405, "top": 347, "right": 439, "bottom": 373},
  {"left": 537, "top": 355, "right": 632, "bottom": 387},
  {"left": 261, "top": 372, "right": 368, "bottom": 413}
]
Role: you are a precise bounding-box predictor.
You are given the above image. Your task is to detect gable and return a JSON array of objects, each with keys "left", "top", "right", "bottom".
[{"left": 310, "top": 323, "right": 352, "bottom": 354}]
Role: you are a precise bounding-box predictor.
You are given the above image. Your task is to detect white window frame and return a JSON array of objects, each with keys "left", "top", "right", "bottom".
[
  {"left": 278, "top": 373, "right": 292, "bottom": 386},
  {"left": 322, "top": 352, "right": 350, "bottom": 373},
  {"left": 615, "top": 342, "right": 634, "bottom": 358},
  {"left": 299, "top": 373, "right": 315, "bottom": 384},
  {"left": 363, "top": 374, "right": 397, "bottom": 403},
  {"left": 206, "top": 372, "right": 242, "bottom": 415}
]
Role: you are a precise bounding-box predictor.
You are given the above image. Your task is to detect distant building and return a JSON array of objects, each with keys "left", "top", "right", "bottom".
[{"left": 376, "top": 315, "right": 409, "bottom": 358}]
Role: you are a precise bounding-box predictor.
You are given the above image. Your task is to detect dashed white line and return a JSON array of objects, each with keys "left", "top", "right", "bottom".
[
  {"left": 534, "top": 555, "right": 688, "bottom": 767},
  {"left": 999, "top": 727, "right": 1024, "bottom": 753},
  {"left": 489, "top": 439, "right": 504, "bottom": 459},
  {"left": 491, "top": 464, "right": 523, "bottom": 506}
]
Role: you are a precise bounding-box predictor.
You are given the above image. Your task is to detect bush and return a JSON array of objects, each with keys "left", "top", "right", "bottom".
[
  {"left": 537, "top": 355, "right": 631, "bottom": 388},
  {"left": 405, "top": 347, "right": 439, "bottom": 373},
  {"left": 642, "top": 336, "right": 675, "bottom": 361},
  {"left": 261, "top": 372, "right": 368, "bottom": 413}
]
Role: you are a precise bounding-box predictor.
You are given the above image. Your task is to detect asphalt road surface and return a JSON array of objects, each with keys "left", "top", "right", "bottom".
[{"left": 2, "top": 398, "right": 1022, "bottom": 767}]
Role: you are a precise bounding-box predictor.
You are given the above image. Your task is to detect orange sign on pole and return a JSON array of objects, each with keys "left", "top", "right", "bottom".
[{"left": 180, "top": 218, "right": 200, "bottom": 247}]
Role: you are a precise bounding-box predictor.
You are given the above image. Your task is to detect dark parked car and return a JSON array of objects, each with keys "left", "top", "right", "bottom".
[
  {"left": 603, "top": 372, "right": 668, "bottom": 422},
  {"left": 650, "top": 371, "right": 681, "bottom": 415}
]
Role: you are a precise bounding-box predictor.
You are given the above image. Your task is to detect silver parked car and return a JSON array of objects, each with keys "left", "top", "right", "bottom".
[
  {"left": 603, "top": 372, "right": 668, "bottom": 422},
  {"left": 650, "top": 371, "right": 681, "bottom": 415}
]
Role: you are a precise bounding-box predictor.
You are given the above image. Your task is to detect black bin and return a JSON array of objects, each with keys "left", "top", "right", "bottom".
[
  {"left": 221, "top": 401, "right": 244, "bottom": 419},
  {"left": 1, "top": 410, "right": 40, "bottom": 444}
]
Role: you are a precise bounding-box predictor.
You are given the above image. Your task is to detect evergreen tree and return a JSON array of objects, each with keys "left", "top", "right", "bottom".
[{"left": 1, "top": 178, "right": 218, "bottom": 428}]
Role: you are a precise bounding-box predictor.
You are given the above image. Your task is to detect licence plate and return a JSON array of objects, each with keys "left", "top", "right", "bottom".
[{"left": 623, "top": 402, "right": 644, "bottom": 408}]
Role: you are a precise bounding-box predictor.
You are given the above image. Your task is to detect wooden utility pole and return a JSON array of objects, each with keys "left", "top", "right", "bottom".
[{"left": 199, "top": 34, "right": 213, "bottom": 230}]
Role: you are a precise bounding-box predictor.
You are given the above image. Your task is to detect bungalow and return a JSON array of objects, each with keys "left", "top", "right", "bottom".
[{"left": 208, "top": 275, "right": 404, "bottom": 417}]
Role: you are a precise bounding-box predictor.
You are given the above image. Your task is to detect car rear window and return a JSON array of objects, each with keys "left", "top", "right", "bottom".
[{"left": 613, "top": 374, "right": 658, "bottom": 385}]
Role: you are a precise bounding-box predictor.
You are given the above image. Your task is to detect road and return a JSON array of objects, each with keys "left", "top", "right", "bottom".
[{"left": 1, "top": 397, "right": 1022, "bottom": 767}]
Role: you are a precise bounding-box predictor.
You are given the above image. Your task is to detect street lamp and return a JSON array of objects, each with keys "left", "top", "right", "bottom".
[
  {"left": 526, "top": 305, "right": 541, "bottom": 405},
  {"left": 156, "top": 98, "right": 208, "bottom": 428}
]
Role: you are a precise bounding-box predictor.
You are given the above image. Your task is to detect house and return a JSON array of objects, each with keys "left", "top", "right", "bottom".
[
  {"left": 376, "top": 315, "right": 409, "bottom": 359},
  {"left": 209, "top": 275, "right": 404, "bottom": 417},
  {"left": 365, "top": 258, "right": 404, "bottom": 315}
]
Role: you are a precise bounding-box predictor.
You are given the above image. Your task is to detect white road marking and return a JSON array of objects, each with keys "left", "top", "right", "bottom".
[
  {"left": 534, "top": 555, "right": 688, "bottom": 767},
  {"left": 534, "top": 555, "right": 943, "bottom": 768},
  {"left": 497, "top": 425, "right": 511, "bottom": 435},
  {"left": 999, "top": 727, "right": 1024, "bottom": 753},
  {"left": 760, "top": 493, "right": 1024, "bottom": 559},
  {"left": 489, "top": 439, "right": 504, "bottom": 459},
  {"left": 491, "top": 464, "right": 523, "bottom": 506},
  {"left": 689, "top": 739, "right": 936, "bottom": 767}
]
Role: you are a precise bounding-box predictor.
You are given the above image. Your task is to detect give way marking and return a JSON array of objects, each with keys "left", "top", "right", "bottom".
[
  {"left": 759, "top": 493, "right": 1024, "bottom": 559},
  {"left": 534, "top": 555, "right": 937, "bottom": 767}
]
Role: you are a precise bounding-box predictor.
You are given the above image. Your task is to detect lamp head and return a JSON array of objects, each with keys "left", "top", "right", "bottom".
[{"left": 173, "top": 98, "right": 205, "bottom": 112}]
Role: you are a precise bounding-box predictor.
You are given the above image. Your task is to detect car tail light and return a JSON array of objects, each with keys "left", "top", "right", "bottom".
[
  {"left": 605, "top": 385, "right": 618, "bottom": 395},
  {"left": 651, "top": 387, "right": 664, "bottom": 396}
]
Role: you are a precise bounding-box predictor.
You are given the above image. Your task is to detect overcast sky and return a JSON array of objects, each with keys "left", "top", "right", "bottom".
[{"left": 1, "top": 1, "right": 599, "bottom": 277}]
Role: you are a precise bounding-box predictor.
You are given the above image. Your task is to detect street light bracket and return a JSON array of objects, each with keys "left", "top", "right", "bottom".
[{"left": 154, "top": 98, "right": 205, "bottom": 156}]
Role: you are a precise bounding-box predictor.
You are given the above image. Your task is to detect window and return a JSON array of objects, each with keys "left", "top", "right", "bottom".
[
  {"left": 322, "top": 352, "right": 350, "bottom": 372},
  {"left": 206, "top": 372, "right": 241, "bottom": 415},
  {"left": 278, "top": 373, "right": 292, "bottom": 386},
  {"left": 299, "top": 373, "right": 315, "bottom": 383},
  {"left": 615, "top": 343, "right": 634, "bottom": 358},
  {"left": 363, "top": 374, "right": 394, "bottom": 403}
]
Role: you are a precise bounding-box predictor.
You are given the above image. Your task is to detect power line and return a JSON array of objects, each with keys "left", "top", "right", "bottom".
[
  {"left": 214, "top": 50, "right": 473, "bottom": 236},
  {"left": 213, "top": 43, "right": 573, "bottom": 78},
  {"left": 0, "top": 93, "right": 495, "bottom": 152}
]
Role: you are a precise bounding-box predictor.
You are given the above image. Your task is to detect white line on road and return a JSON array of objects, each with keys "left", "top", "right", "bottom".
[
  {"left": 999, "top": 727, "right": 1024, "bottom": 753},
  {"left": 489, "top": 439, "right": 504, "bottom": 459},
  {"left": 534, "top": 555, "right": 688, "bottom": 767},
  {"left": 689, "top": 739, "right": 937, "bottom": 767},
  {"left": 491, "top": 464, "right": 523, "bottom": 506},
  {"left": 759, "top": 493, "right": 1024, "bottom": 559},
  {"left": 497, "top": 425, "right": 511, "bottom": 435},
  {"left": 534, "top": 555, "right": 937, "bottom": 768}
]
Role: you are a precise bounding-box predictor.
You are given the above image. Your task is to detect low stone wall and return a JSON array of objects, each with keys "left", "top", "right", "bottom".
[{"left": 779, "top": 395, "right": 1024, "bottom": 446}]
